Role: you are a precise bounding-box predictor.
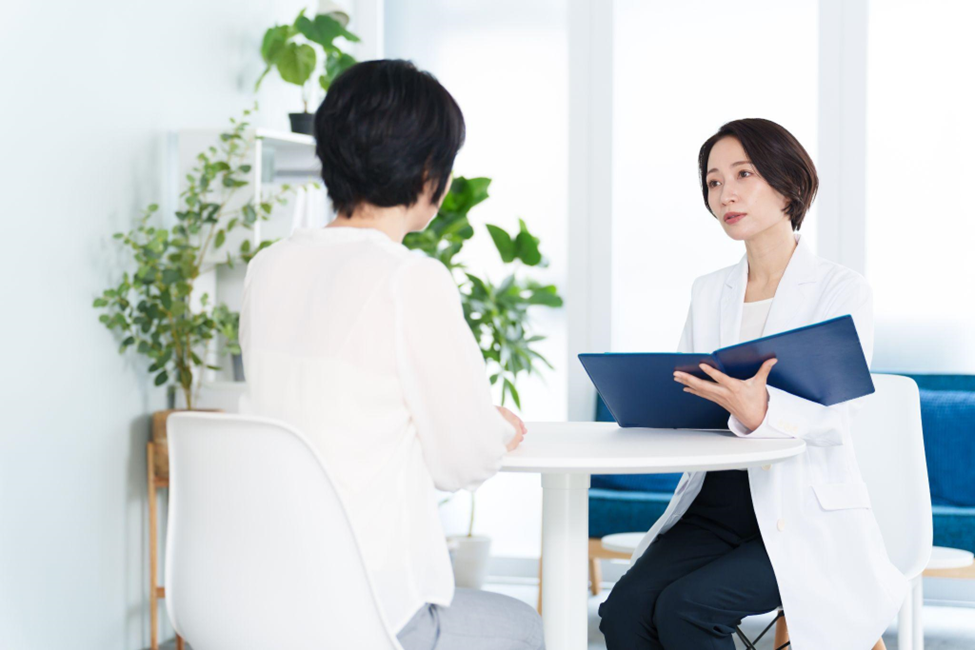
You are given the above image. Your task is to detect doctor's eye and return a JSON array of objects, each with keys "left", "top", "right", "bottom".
[
  {"left": 707, "top": 180, "right": 720, "bottom": 188},
  {"left": 739, "top": 170, "right": 753, "bottom": 179}
]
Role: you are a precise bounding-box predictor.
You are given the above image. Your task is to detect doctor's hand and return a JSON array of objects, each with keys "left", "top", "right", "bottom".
[
  {"left": 497, "top": 406, "right": 527, "bottom": 451},
  {"left": 673, "top": 359, "right": 779, "bottom": 432}
]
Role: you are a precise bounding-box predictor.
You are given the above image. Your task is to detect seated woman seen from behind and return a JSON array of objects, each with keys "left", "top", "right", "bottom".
[{"left": 238, "top": 59, "right": 544, "bottom": 650}]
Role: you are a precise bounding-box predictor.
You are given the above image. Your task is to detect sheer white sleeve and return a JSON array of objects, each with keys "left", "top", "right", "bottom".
[{"left": 392, "top": 257, "right": 515, "bottom": 492}]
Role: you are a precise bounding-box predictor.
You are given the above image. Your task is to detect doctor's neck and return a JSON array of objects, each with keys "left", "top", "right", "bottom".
[{"left": 743, "top": 220, "right": 799, "bottom": 286}]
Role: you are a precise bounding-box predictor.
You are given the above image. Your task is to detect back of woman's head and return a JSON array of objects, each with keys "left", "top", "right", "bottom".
[
  {"left": 697, "top": 118, "right": 818, "bottom": 231},
  {"left": 314, "top": 59, "right": 466, "bottom": 217}
]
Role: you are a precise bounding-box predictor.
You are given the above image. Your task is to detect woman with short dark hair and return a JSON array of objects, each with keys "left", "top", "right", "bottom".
[
  {"left": 239, "top": 59, "right": 544, "bottom": 650},
  {"left": 598, "top": 119, "right": 906, "bottom": 649}
]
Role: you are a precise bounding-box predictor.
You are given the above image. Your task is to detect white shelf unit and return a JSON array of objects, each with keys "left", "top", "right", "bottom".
[{"left": 172, "top": 127, "right": 321, "bottom": 398}]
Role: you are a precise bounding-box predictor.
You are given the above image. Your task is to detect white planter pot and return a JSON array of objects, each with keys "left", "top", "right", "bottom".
[{"left": 447, "top": 535, "right": 492, "bottom": 589}]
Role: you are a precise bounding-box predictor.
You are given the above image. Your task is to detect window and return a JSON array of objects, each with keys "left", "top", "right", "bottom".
[
  {"left": 866, "top": 0, "right": 975, "bottom": 372},
  {"left": 611, "top": 0, "right": 819, "bottom": 352}
]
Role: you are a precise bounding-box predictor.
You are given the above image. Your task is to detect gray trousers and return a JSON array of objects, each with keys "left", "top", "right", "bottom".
[{"left": 397, "top": 588, "right": 545, "bottom": 650}]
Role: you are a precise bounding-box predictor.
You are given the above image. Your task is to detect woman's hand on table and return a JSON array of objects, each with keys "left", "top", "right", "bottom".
[
  {"left": 497, "top": 406, "right": 527, "bottom": 451},
  {"left": 672, "top": 359, "right": 778, "bottom": 432}
]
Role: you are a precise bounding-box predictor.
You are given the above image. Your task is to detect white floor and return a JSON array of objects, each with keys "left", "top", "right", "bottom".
[{"left": 484, "top": 579, "right": 975, "bottom": 650}]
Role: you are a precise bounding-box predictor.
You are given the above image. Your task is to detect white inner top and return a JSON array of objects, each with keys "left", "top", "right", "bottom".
[{"left": 740, "top": 298, "right": 773, "bottom": 342}]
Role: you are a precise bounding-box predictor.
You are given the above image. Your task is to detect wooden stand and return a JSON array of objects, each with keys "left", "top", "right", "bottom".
[{"left": 148, "top": 441, "right": 185, "bottom": 650}]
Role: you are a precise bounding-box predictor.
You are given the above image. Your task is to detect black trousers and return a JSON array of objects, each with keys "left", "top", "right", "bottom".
[{"left": 598, "top": 471, "right": 782, "bottom": 650}]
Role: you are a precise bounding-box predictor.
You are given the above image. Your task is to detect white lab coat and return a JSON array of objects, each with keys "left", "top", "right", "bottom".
[{"left": 630, "top": 232, "right": 908, "bottom": 650}]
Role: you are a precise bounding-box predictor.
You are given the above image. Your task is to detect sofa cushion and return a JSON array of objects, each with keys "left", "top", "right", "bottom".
[
  {"left": 589, "top": 488, "right": 672, "bottom": 539},
  {"left": 919, "top": 388, "right": 975, "bottom": 507},
  {"left": 932, "top": 504, "right": 975, "bottom": 554},
  {"left": 591, "top": 473, "right": 682, "bottom": 493}
]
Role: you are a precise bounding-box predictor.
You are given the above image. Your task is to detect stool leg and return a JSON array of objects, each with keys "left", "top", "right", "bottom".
[
  {"left": 176, "top": 635, "right": 185, "bottom": 650},
  {"left": 589, "top": 556, "right": 601, "bottom": 596}
]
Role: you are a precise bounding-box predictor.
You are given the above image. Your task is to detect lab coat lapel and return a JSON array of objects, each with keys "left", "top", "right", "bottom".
[
  {"left": 719, "top": 232, "right": 817, "bottom": 348},
  {"left": 762, "top": 232, "right": 818, "bottom": 337},
  {"left": 719, "top": 255, "right": 748, "bottom": 349}
]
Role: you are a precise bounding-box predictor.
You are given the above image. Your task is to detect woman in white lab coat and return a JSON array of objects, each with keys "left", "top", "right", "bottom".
[{"left": 598, "top": 118, "right": 907, "bottom": 650}]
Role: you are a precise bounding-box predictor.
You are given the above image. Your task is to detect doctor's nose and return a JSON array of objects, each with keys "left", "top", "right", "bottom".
[{"left": 720, "top": 187, "right": 739, "bottom": 205}]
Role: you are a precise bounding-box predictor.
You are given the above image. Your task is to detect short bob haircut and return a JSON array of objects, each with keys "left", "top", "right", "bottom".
[
  {"left": 697, "top": 118, "right": 818, "bottom": 231},
  {"left": 314, "top": 59, "right": 466, "bottom": 217}
]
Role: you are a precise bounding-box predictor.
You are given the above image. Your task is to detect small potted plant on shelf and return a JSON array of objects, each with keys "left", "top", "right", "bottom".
[
  {"left": 256, "top": 6, "right": 360, "bottom": 134},
  {"left": 412, "top": 176, "right": 563, "bottom": 588},
  {"left": 93, "top": 106, "right": 307, "bottom": 477}
]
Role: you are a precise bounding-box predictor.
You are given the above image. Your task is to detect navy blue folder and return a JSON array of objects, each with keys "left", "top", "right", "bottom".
[{"left": 578, "top": 315, "right": 875, "bottom": 429}]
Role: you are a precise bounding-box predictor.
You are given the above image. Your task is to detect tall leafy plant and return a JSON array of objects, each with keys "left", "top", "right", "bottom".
[
  {"left": 404, "top": 177, "right": 563, "bottom": 408},
  {"left": 256, "top": 9, "right": 360, "bottom": 112},
  {"left": 93, "top": 107, "right": 304, "bottom": 409}
]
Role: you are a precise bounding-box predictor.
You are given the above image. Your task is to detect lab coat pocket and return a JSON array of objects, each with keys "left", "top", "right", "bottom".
[{"left": 811, "top": 481, "right": 873, "bottom": 511}]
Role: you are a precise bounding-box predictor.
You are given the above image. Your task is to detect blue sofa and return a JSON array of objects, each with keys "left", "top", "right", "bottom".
[{"left": 589, "top": 374, "right": 975, "bottom": 555}]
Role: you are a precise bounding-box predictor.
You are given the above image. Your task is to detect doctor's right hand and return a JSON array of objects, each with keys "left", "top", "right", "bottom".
[{"left": 497, "top": 406, "right": 527, "bottom": 451}]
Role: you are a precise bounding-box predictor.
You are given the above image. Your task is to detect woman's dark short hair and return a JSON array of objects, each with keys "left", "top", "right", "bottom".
[
  {"left": 314, "top": 59, "right": 466, "bottom": 217},
  {"left": 697, "top": 118, "right": 818, "bottom": 231}
]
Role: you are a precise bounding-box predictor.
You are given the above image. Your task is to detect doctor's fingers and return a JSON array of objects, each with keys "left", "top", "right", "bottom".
[
  {"left": 682, "top": 385, "right": 730, "bottom": 409},
  {"left": 697, "top": 363, "right": 737, "bottom": 386},
  {"left": 674, "top": 371, "right": 729, "bottom": 394}
]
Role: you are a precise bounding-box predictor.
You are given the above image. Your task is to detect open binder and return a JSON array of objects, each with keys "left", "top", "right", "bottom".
[{"left": 579, "top": 315, "right": 874, "bottom": 429}]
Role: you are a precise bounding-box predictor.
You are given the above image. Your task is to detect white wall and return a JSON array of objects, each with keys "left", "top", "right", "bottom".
[{"left": 0, "top": 2, "right": 310, "bottom": 648}]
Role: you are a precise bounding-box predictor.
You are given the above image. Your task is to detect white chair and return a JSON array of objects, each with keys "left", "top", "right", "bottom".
[
  {"left": 165, "top": 412, "right": 403, "bottom": 650},
  {"left": 853, "top": 373, "right": 933, "bottom": 650}
]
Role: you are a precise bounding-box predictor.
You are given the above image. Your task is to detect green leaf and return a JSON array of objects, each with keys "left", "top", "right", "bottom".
[
  {"left": 154, "top": 371, "right": 169, "bottom": 386},
  {"left": 242, "top": 204, "right": 258, "bottom": 225},
  {"left": 295, "top": 13, "right": 360, "bottom": 52},
  {"left": 503, "top": 378, "right": 522, "bottom": 410},
  {"left": 276, "top": 42, "right": 317, "bottom": 87},
  {"left": 92, "top": 298, "right": 108, "bottom": 308},
  {"left": 257, "top": 25, "right": 295, "bottom": 90},
  {"left": 486, "top": 225, "right": 515, "bottom": 263},
  {"left": 514, "top": 221, "right": 542, "bottom": 266},
  {"left": 321, "top": 51, "right": 357, "bottom": 90},
  {"left": 214, "top": 229, "right": 226, "bottom": 249}
]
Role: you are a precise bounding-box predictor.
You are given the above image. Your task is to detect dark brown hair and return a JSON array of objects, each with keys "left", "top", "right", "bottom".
[{"left": 698, "top": 118, "right": 818, "bottom": 231}]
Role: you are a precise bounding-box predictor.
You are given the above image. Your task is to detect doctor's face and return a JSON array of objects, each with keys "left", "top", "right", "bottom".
[{"left": 705, "top": 136, "right": 791, "bottom": 242}]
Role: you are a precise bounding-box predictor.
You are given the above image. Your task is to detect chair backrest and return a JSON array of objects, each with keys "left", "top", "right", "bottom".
[
  {"left": 165, "top": 412, "right": 402, "bottom": 650},
  {"left": 852, "top": 374, "right": 933, "bottom": 580}
]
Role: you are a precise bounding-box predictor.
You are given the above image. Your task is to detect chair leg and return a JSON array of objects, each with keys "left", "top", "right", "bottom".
[
  {"left": 774, "top": 612, "right": 789, "bottom": 649},
  {"left": 778, "top": 609, "right": 886, "bottom": 650},
  {"left": 898, "top": 582, "right": 914, "bottom": 650},
  {"left": 147, "top": 444, "right": 160, "bottom": 650},
  {"left": 536, "top": 548, "right": 543, "bottom": 614},
  {"left": 176, "top": 635, "right": 185, "bottom": 650},
  {"left": 912, "top": 575, "right": 924, "bottom": 650},
  {"left": 589, "top": 556, "right": 602, "bottom": 596}
]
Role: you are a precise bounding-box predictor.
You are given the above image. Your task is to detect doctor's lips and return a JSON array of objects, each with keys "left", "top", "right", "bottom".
[{"left": 724, "top": 212, "right": 747, "bottom": 224}]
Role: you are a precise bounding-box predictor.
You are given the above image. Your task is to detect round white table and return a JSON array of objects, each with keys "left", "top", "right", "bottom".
[{"left": 500, "top": 421, "right": 806, "bottom": 650}]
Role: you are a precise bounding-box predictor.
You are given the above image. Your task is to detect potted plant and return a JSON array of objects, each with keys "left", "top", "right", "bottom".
[
  {"left": 409, "top": 176, "right": 563, "bottom": 588},
  {"left": 256, "top": 7, "right": 360, "bottom": 134},
  {"left": 93, "top": 106, "right": 305, "bottom": 477}
]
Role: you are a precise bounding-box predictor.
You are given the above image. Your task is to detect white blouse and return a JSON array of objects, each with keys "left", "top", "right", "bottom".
[{"left": 238, "top": 226, "right": 515, "bottom": 633}]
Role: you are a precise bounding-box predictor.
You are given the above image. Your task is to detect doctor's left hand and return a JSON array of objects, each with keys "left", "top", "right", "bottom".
[{"left": 673, "top": 359, "right": 778, "bottom": 432}]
